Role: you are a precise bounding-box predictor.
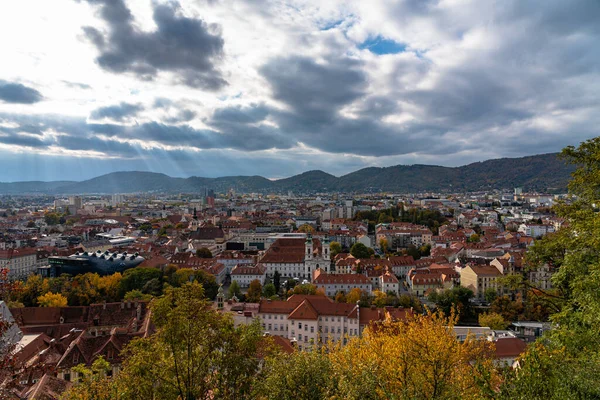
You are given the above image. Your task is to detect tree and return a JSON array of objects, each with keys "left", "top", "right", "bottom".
[
  {"left": 468, "top": 233, "right": 481, "bottom": 243},
  {"left": 373, "top": 290, "right": 388, "bottom": 308},
  {"left": 246, "top": 279, "right": 263, "bottom": 302},
  {"left": 37, "top": 292, "right": 67, "bottom": 307},
  {"left": 61, "top": 356, "right": 114, "bottom": 400},
  {"left": 329, "top": 241, "right": 342, "bottom": 258},
  {"left": 478, "top": 312, "right": 509, "bottom": 330},
  {"left": 297, "top": 224, "right": 315, "bottom": 233},
  {"left": 490, "top": 295, "right": 524, "bottom": 322},
  {"left": 229, "top": 280, "right": 242, "bottom": 299},
  {"left": 196, "top": 247, "right": 213, "bottom": 258},
  {"left": 20, "top": 274, "right": 49, "bottom": 306},
  {"left": 124, "top": 289, "right": 152, "bottom": 301},
  {"left": 428, "top": 287, "right": 474, "bottom": 322},
  {"left": 335, "top": 291, "right": 347, "bottom": 303},
  {"left": 108, "top": 282, "right": 266, "bottom": 400},
  {"left": 292, "top": 283, "right": 317, "bottom": 295},
  {"left": 350, "top": 242, "right": 370, "bottom": 259},
  {"left": 119, "top": 267, "right": 162, "bottom": 298},
  {"left": 273, "top": 271, "right": 281, "bottom": 294},
  {"left": 263, "top": 283, "right": 276, "bottom": 298},
  {"left": 44, "top": 212, "right": 60, "bottom": 225},
  {"left": 328, "top": 311, "right": 498, "bottom": 399},
  {"left": 484, "top": 288, "right": 498, "bottom": 304},
  {"left": 346, "top": 288, "right": 362, "bottom": 304},
  {"left": 496, "top": 138, "right": 600, "bottom": 398},
  {"left": 379, "top": 238, "right": 389, "bottom": 252},
  {"left": 254, "top": 347, "right": 336, "bottom": 399}
]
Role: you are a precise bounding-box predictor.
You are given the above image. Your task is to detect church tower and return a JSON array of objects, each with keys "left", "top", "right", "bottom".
[
  {"left": 323, "top": 234, "right": 330, "bottom": 262},
  {"left": 189, "top": 207, "right": 199, "bottom": 231}
]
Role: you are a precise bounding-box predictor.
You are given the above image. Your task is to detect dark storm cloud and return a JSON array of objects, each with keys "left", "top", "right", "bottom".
[
  {"left": 248, "top": 56, "right": 445, "bottom": 156},
  {"left": 82, "top": 0, "right": 226, "bottom": 90},
  {"left": 0, "top": 81, "right": 43, "bottom": 104},
  {"left": 90, "top": 102, "right": 143, "bottom": 121}
]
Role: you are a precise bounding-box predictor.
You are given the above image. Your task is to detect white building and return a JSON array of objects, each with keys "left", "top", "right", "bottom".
[
  {"left": 230, "top": 264, "right": 266, "bottom": 288},
  {"left": 0, "top": 248, "right": 38, "bottom": 280},
  {"left": 312, "top": 269, "right": 372, "bottom": 297}
]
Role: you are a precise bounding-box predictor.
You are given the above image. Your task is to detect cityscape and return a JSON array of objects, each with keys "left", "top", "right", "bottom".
[{"left": 1, "top": 0, "right": 600, "bottom": 399}]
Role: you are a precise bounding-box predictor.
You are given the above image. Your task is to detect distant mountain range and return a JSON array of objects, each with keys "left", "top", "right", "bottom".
[{"left": 0, "top": 153, "right": 575, "bottom": 195}]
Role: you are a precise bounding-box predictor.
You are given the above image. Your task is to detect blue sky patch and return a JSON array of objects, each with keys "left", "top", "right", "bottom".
[{"left": 358, "top": 36, "right": 406, "bottom": 55}]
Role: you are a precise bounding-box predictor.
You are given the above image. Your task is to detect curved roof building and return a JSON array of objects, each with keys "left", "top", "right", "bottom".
[{"left": 47, "top": 250, "right": 145, "bottom": 277}]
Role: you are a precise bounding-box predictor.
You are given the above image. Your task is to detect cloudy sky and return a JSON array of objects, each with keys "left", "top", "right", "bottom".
[{"left": 0, "top": 0, "right": 599, "bottom": 182}]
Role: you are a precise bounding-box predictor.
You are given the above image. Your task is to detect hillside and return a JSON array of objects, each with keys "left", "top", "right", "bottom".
[{"left": 0, "top": 153, "right": 575, "bottom": 194}]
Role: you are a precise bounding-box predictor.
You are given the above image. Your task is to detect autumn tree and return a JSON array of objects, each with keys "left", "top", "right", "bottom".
[
  {"left": 335, "top": 291, "right": 347, "bottom": 303},
  {"left": 246, "top": 279, "right": 263, "bottom": 302},
  {"left": 297, "top": 224, "right": 315, "bottom": 233},
  {"left": 479, "top": 312, "right": 509, "bottom": 330},
  {"left": 291, "top": 283, "right": 317, "bottom": 296},
  {"left": 328, "top": 311, "right": 498, "bottom": 399},
  {"left": 379, "top": 238, "right": 389, "bottom": 252},
  {"left": 346, "top": 288, "right": 363, "bottom": 304},
  {"left": 37, "top": 292, "right": 67, "bottom": 307}
]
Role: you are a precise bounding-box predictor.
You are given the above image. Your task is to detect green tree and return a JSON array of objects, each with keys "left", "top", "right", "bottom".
[
  {"left": 350, "top": 242, "right": 370, "bottom": 259},
  {"left": 484, "top": 288, "right": 498, "bottom": 304},
  {"left": 124, "top": 289, "right": 152, "bottom": 301},
  {"left": 246, "top": 279, "right": 263, "bottom": 302},
  {"left": 263, "top": 283, "right": 276, "bottom": 298},
  {"left": 111, "top": 282, "right": 266, "bottom": 400},
  {"left": 119, "top": 268, "right": 163, "bottom": 298},
  {"left": 229, "top": 280, "right": 242, "bottom": 299},
  {"left": 44, "top": 212, "right": 60, "bottom": 225},
  {"left": 428, "top": 287, "right": 474, "bottom": 322},
  {"left": 329, "top": 241, "right": 342, "bottom": 258},
  {"left": 497, "top": 138, "right": 600, "bottom": 398},
  {"left": 254, "top": 348, "right": 336, "bottom": 399},
  {"left": 196, "top": 247, "right": 213, "bottom": 258},
  {"left": 61, "top": 356, "right": 114, "bottom": 400}
]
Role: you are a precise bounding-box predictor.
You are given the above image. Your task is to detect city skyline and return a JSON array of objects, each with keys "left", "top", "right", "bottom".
[{"left": 1, "top": 0, "right": 599, "bottom": 181}]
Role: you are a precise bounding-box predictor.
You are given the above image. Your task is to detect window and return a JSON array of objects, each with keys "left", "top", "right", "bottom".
[
  {"left": 311, "top": 326, "right": 314, "bottom": 333},
  {"left": 299, "top": 323, "right": 302, "bottom": 329}
]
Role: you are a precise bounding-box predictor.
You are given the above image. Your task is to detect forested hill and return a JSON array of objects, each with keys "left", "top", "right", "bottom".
[{"left": 0, "top": 153, "right": 574, "bottom": 194}]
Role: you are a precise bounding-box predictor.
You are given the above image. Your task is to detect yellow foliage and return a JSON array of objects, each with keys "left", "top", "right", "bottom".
[
  {"left": 346, "top": 288, "right": 362, "bottom": 304},
  {"left": 328, "top": 311, "right": 499, "bottom": 399},
  {"left": 37, "top": 292, "right": 68, "bottom": 307}
]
